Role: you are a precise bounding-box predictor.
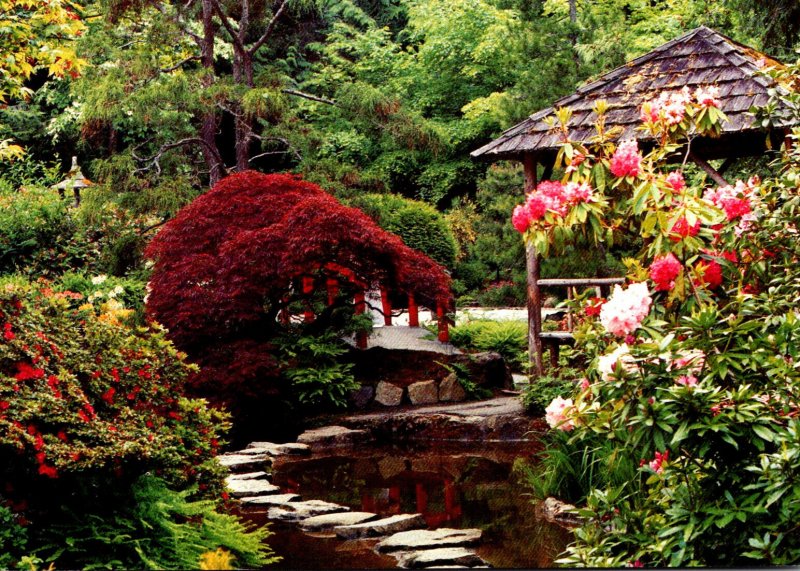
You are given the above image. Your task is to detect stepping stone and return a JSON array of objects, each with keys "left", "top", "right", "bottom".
[
  {"left": 229, "top": 447, "right": 275, "bottom": 456},
  {"left": 240, "top": 493, "right": 301, "bottom": 507},
  {"left": 216, "top": 454, "right": 270, "bottom": 472},
  {"left": 300, "top": 511, "right": 378, "bottom": 532},
  {"left": 376, "top": 528, "right": 482, "bottom": 552},
  {"left": 226, "top": 478, "right": 281, "bottom": 498},
  {"left": 394, "top": 547, "right": 486, "bottom": 569},
  {"left": 226, "top": 471, "right": 269, "bottom": 482},
  {"left": 268, "top": 500, "right": 349, "bottom": 522},
  {"left": 246, "top": 442, "right": 312, "bottom": 456},
  {"left": 296, "top": 425, "right": 372, "bottom": 448},
  {"left": 439, "top": 373, "right": 466, "bottom": 402},
  {"left": 334, "top": 513, "right": 426, "bottom": 540}
]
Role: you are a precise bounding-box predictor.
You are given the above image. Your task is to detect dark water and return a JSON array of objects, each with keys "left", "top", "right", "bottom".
[{"left": 240, "top": 441, "right": 572, "bottom": 569}]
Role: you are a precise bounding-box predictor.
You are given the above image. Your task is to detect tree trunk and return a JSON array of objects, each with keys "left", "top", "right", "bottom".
[{"left": 200, "top": 0, "right": 225, "bottom": 185}]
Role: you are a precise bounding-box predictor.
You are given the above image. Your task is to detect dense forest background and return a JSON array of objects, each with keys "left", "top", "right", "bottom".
[{"left": 2, "top": 0, "right": 799, "bottom": 305}]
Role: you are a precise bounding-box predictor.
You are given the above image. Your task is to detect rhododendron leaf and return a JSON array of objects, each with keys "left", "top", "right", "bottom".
[{"left": 752, "top": 424, "right": 774, "bottom": 442}]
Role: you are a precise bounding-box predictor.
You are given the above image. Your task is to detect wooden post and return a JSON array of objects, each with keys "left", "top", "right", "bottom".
[
  {"left": 436, "top": 304, "right": 449, "bottom": 343},
  {"left": 408, "top": 294, "right": 419, "bottom": 327},
  {"left": 354, "top": 290, "right": 367, "bottom": 349},
  {"left": 326, "top": 277, "right": 339, "bottom": 306},
  {"left": 302, "top": 276, "right": 314, "bottom": 323},
  {"left": 380, "top": 287, "right": 392, "bottom": 326},
  {"left": 523, "top": 153, "right": 544, "bottom": 378}
]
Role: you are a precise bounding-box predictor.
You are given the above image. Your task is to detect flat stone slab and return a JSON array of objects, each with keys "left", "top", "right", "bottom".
[
  {"left": 394, "top": 547, "right": 487, "bottom": 569},
  {"left": 300, "top": 511, "right": 378, "bottom": 532},
  {"left": 246, "top": 442, "right": 311, "bottom": 456},
  {"left": 334, "top": 513, "right": 426, "bottom": 540},
  {"left": 239, "top": 493, "right": 300, "bottom": 506},
  {"left": 226, "top": 471, "right": 269, "bottom": 482},
  {"left": 226, "top": 478, "right": 281, "bottom": 498},
  {"left": 268, "top": 500, "right": 349, "bottom": 522},
  {"left": 216, "top": 454, "right": 271, "bottom": 471},
  {"left": 376, "top": 528, "right": 482, "bottom": 552},
  {"left": 297, "top": 425, "right": 372, "bottom": 448}
]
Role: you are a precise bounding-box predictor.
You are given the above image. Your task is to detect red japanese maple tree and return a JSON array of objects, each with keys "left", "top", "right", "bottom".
[{"left": 145, "top": 171, "right": 452, "bottom": 411}]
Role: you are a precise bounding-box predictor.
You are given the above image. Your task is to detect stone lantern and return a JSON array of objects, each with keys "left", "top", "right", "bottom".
[{"left": 51, "top": 156, "right": 92, "bottom": 206}]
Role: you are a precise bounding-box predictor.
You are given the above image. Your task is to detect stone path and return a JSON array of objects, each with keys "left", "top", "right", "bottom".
[
  {"left": 346, "top": 326, "right": 462, "bottom": 355},
  {"left": 218, "top": 440, "right": 491, "bottom": 568}
]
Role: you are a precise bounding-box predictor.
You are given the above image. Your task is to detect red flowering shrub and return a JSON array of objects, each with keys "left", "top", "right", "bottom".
[{"left": 145, "top": 172, "right": 452, "bottom": 418}]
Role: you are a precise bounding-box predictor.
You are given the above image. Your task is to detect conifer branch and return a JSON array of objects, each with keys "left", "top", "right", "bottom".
[
  {"left": 248, "top": 0, "right": 291, "bottom": 56},
  {"left": 281, "top": 89, "right": 336, "bottom": 106},
  {"left": 160, "top": 55, "right": 202, "bottom": 73},
  {"left": 208, "top": 0, "right": 246, "bottom": 53},
  {"left": 133, "top": 137, "right": 224, "bottom": 176}
]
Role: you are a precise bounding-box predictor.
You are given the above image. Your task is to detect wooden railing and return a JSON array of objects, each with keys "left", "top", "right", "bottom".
[{"left": 529, "top": 275, "right": 625, "bottom": 377}]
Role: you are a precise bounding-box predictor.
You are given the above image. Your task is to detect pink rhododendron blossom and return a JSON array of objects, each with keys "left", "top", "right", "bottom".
[
  {"left": 512, "top": 204, "right": 531, "bottom": 233},
  {"left": 694, "top": 85, "right": 721, "bottom": 108},
  {"left": 676, "top": 374, "right": 698, "bottom": 387},
  {"left": 669, "top": 216, "right": 700, "bottom": 241},
  {"left": 597, "top": 344, "right": 637, "bottom": 381},
  {"left": 649, "top": 253, "right": 682, "bottom": 291},
  {"left": 694, "top": 259, "right": 723, "bottom": 290},
  {"left": 640, "top": 88, "right": 691, "bottom": 125},
  {"left": 599, "top": 282, "right": 652, "bottom": 336},
  {"left": 665, "top": 171, "right": 686, "bottom": 193},
  {"left": 579, "top": 378, "right": 591, "bottom": 392},
  {"left": 535, "top": 180, "right": 569, "bottom": 216},
  {"left": 526, "top": 193, "right": 548, "bottom": 220},
  {"left": 610, "top": 140, "right": 643, "bottom": 178},
  {"left": 565, "top": 152, "right": 586, "bottom": 173},
  {"left": 671, "top": 349, "right": 706, "bottom": 374},
  {"left": 545, "top": 396, "right": 575, "bottom": 431},
  {"left": 703, "top": 178, "right": 757, "bottom": 221},
  {"left": 648, "top": 450, "right": 669, "bottom": 474},
  {"left": 563, "top": 181, "right": 594, "bottom": 204}
]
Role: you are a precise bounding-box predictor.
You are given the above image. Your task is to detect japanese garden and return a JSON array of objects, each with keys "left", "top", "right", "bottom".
[{"left": 2, "top": 0, "right": 800, "bottom": 568}]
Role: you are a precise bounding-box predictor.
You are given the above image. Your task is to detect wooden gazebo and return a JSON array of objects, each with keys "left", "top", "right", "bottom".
[{"left": 471, "top": 26, "right": 798, "bottom": 376}]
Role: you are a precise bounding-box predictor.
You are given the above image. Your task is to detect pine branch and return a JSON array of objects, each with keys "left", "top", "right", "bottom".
[
  {"left": 248, "top": 0, "right": 291, "bottom": 56},
  {"left": 133, "top": 137, "right": 222, "bottom": 176}
]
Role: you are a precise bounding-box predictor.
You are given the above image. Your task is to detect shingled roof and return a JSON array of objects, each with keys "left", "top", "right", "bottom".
[{"left": 472, "top": 26, "right": 795, "bottom": 162}]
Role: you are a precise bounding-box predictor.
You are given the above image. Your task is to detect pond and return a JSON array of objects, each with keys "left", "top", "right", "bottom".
[{"left": 239, "top": 441, "right": 572, "bottom": 569}]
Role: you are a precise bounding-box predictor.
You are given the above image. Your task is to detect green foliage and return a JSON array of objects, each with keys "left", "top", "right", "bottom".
[
  {"left": 36, "top": 474, "right": 277, "bottom": 570},
  {"left": 447, "top": 318, "right": 527, "bottom": 371},
  {"left": 522, "top": 367, "right": 581, "bottom": 415},
  {"left": 437, "top": 360, "right": 492, "bottom": 400},
  {"left": 0, "top": 505, "right": 27, "bottom": 569},
  {"left": 276, "top": 331, "right": 360, "bottom": 409},
  {"left": 348, "top": 193, "right": 458, "bottom": 267}
]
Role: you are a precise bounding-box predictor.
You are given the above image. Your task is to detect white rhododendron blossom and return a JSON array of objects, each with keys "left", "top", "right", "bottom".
[
  {"left": 598, "top": 344, "right": 638, "bottom": 381},
  {"left": 599, "top": 282, "right": 652, "bottom": 336}
]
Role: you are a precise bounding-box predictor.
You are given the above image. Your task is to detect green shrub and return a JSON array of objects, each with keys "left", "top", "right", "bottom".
[
  {"left": 448, "top": 319, "right": 527, "bottom": 371},
  {"left": 521, "top": 368, "right": 581, "bottom": 415},
  {"left": 348, "top": 193, "right": 458, "bottom": 268},
  {"left": 0, "top": 505, "right": 27, "bottom": 569},
  {"left": 276, "top": 331, "right": 360, "bottom": 410}
]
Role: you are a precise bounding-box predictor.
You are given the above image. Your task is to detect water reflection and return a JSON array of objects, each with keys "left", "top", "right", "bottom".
[{"left": 252, "top": 442, "right": 572, "bottom": 569}]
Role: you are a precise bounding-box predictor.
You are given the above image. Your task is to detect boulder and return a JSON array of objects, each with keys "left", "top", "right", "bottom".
[
  {"left": 464, "top": 351, "right": 513, "bottom": 389},
  {"left": 216, "top": 454, "right": 271, "bottom": 472},
  {"left": 268, "top": 500, "right": 349, "bottom": 522},
  {"left": 226, "top": 479, "right": 281, "bottom": 498},
  {"left": 408, "top": 381, "right": 439, "bottom": 405},
  {"left": 334, "top": 513, "right": 426, "bottom": 540},
  {"left": 537, "top": 496, "right": 583, "bottom": 526},
  {"left": 349, "top": 385, "right": 375, "bottom": 409},
  {"left": 394, "top": 547, "right": 486, "bottom": 569},
  {"left": 376, "top": 528, "right": 482, "bottom": 552},
  {"left": 239, "top": 493, "right": 300, "bottom": 506},
  {"left": 297, "top": 425, "right": 372, "bottom": 448},
  {"left": 375, "top": 381, "right": 404, "bottom": 406},
  {"left": 438, "top": 373, "right": 466, "bottom": 402},
  {"left": 299, "top": 511, "right": 378, "bottom": 532}
]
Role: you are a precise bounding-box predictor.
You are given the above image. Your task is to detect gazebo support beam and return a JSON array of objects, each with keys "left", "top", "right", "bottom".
[
  {"left": 689, "top": 152, "right": 729, "bottom": 187},
  {"left": 522, "top": 154, "right": 544, "bottom": 378}
]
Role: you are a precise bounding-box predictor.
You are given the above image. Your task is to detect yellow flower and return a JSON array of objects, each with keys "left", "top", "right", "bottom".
[{"left": 199, "top": 548, "right": 236, "bottom": 570}]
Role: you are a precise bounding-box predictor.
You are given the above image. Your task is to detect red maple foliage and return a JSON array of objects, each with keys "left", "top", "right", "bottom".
[{"left": 145, "top": 171, "right": 452, "bottom": 406}]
